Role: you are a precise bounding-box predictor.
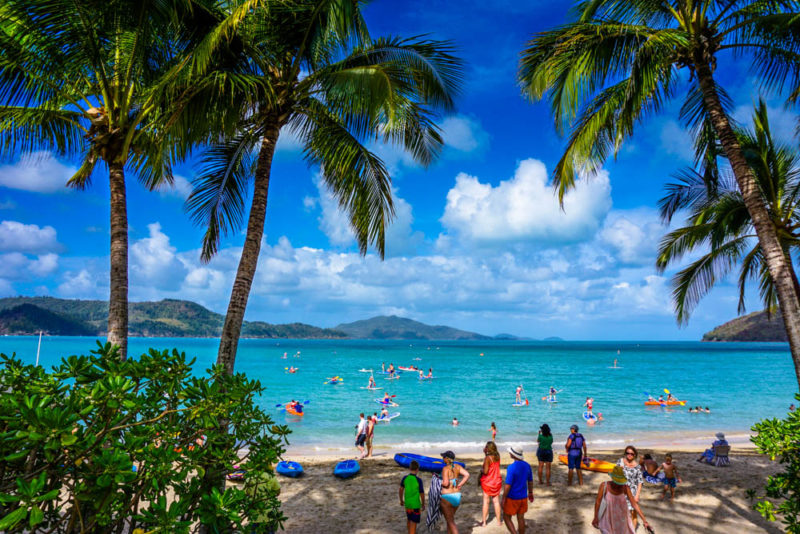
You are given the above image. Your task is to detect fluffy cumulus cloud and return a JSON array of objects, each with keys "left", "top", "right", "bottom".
[
  {"left": 0, "top": 221, "right": 61, "bottom": 254},
  {"left": 157, "top": 175, "right": 193, "bottom": 200},
  {"left": 440, "top": 158, "right": 612, "bottom": 244},
  {"left": 598, "top": 208, "right": 666, "bottom": 265},
  {"left": 0, "top": 152, "right": 76, "bottom": 193},
  {"left": 130, "top": 223, "right": 189, "bottom": 290}
]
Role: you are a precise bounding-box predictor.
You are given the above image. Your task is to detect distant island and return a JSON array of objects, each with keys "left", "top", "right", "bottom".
[
  {"left": 0, "top": 297, "right": 528, "bottom": 340},
  {"left": 702, "top": 310, "right": 788, "bottom": 342}
]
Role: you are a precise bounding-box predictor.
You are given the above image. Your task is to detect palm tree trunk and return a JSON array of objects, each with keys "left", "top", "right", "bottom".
[
  {"left": 108, "top": 162, "right": 129, "bottom": 360},
  {"left": 696, "top": 64, "right": 800, "bottom": 384},
  {"left": 216, "top": 126, "right": 280, "bottom": 374}
]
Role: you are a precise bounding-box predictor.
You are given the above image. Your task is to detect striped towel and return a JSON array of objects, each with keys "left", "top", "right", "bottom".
[{"left": 426, "top": 473, "right": 442, "bottom": 532}]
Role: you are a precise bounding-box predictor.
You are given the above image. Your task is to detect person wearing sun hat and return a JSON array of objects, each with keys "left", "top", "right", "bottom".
[
  {"left": 698, "top": 432, "right": 729, "bottom": 463},
  {"left": 592, "top": 465, "right": 652, "bottom": 533},
  {"left": 502, "top": 446, "right": 533, "bottom": 534}
]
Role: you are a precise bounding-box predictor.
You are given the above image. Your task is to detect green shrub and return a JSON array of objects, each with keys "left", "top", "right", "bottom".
[
  {"left": 0, "top": 342, "right": 289, "bottom": 533},
  {"left": 751, "top": 394, "right": 800, "bottom": 533}
]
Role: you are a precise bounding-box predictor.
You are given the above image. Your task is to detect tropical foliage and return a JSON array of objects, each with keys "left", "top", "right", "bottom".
[
  {"left": 518, "top": 0, "right": 800, "bottom": 385},
  {"left": 0, "top": 342, "right": 287, "bottom": 533},
  {"left": 657, "top": 101, "right": 800, "bottom": 323},
  {"left": 751, "top": 396, "right": 800, "bottom": 532},
  {"left": 0, "top": 0, "right": 231, "bottom": 358},
  {"left": 184, "top": 0, "right": 464, "bottom": 373}
]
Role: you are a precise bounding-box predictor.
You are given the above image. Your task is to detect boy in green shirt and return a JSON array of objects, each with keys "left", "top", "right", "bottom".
[{"left": 399, "top": 460, "right": 425, "bottom": 534}]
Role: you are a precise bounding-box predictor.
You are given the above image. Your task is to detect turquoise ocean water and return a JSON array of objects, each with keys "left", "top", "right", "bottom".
[{"left": 5, "top": 336, "right": 797, "bottom": 454}]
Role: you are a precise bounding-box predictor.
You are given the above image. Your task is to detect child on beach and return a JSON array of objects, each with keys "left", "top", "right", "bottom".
[
  {"left": 490, "top": 422, "right": 497, "bottom": 441},
  {"left": 655, "top": 454, "right": 681, "bottom": 500},
  {"left": 399, "top": 460, "right": 425, "bottom": 534}
]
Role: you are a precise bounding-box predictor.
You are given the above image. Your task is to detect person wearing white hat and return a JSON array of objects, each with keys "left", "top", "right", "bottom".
[
  {"left": 698, "top": 432, "right": 728, "bottom": 463},
  {"left": 502, "top": 446, "right": 533, "bottom": 534}
]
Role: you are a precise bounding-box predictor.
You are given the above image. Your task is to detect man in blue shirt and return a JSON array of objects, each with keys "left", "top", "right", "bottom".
[{"left": 502, "top": 446, "right": 533, "bottom": 534}]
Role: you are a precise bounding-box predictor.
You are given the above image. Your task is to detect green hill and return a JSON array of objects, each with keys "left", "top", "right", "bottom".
[
  {"left": 334, "top": 315, "right": 491, "bottom": 340},
  {"left": 702, "top": 310, "right": 788, "bottom": 342},
  {"left": 0, "top": 297, "right": 346, "bottom": 338}
]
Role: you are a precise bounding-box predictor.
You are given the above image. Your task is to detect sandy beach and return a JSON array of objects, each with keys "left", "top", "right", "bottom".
[{"left": 271, "top": 445, "right": 783, "bottom": 533}]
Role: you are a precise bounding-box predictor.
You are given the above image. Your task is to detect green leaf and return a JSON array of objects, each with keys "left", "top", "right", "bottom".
[
  {"left": 0, "top": 507, "right": 28, "bottom": 531},
  {"left": 29, "top": 505, "right": 43, "bottom": 527},
  {"left": 61, "top": 433, "right": 78, "bottom": 446}
]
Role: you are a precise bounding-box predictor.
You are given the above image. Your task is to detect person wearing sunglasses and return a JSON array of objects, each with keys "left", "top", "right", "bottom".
[{"left": 616, "top": 446, "right": 645, "bottom": 530}]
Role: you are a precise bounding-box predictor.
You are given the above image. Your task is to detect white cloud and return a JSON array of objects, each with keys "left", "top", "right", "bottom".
[
  {"left": 733, "top": 102, "right": 796, "bottom": 143},
  {"left": 0, "top": 221, "right": 61, "bottom": 254},
  {"left": 158, "top": 174, "right": 193, "bottom": 199},
  {"left": 0, "top": 152, "right": 76, "bottom": 193},
  {"left": 130, "top": 222, "right": 188, "bottom": 290},
  {"left": 57, "top": 269, "right": 98, "bottom": 297},
  {"left": 441, "top": 115, "right": 489, "bottom": 153},
  {"left": 598, "top": 209, "right": 666, "bottom": 265},
  {"left": 440, "top": 158, "right": 612, "bottom": 244}
]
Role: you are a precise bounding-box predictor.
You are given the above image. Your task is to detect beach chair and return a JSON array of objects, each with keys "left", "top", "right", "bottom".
[{"left": 710, "top": 445, "right": 730, "bottom": 467}]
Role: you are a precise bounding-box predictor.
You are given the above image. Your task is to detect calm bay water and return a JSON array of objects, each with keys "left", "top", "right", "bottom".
[{"left": 5, "top": 336, "right": 797, "bottom": 454}]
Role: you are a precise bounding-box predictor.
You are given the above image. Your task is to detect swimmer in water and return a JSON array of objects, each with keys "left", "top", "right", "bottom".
[
  {"left": 427, "top": 367, "right": 433, "bottom": 378},
  {"left": 452, "top": 417, "right": 459, "bottom": 426}
]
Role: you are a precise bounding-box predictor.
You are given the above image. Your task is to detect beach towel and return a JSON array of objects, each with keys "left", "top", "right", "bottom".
[
  {"left": 643, "top": 471, "right": 665, "bottom": 485},
  {"left": 426, "top": 473, "right": 442, "bottom": 532}
]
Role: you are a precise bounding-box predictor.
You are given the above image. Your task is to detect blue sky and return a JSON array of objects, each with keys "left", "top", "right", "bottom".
[{"left": 0, "top": 1, "right": 792, "bottom": 339}]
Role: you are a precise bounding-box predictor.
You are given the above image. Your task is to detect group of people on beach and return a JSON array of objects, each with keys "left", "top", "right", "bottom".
[{"left": 394, "top": 421, "right": 702, "bottom": 534}]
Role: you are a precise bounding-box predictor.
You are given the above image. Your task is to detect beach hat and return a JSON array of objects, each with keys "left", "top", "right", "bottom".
[
  {"left": 715, "top": 432, "right": 725, "bottom": 440},
  {"left": 570, "top": 424, "right": 579, "bottom": 431},
  {"left": 508, "top": 446, "right": 524, "bottom": 460},
  {"left": 441, "top": 450, "right": 455, "bottom": 460},
  {"left": 609, "top": 465, "right": 627, "bottom": 485}
]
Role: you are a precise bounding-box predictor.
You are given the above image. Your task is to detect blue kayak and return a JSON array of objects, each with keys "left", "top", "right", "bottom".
[
  {"left": 275, "top": 461, "right": 304, "bottom": 478},
  {"left": 394, "top": 453, "right": 465, "bottom": 473},
  {"left": 334, "top": 459, "right": 360, "bottom": 479}
]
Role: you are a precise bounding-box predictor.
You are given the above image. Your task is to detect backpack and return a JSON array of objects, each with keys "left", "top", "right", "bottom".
[{"left": 569, "top": 433, "right": 584, "bottom": 451}]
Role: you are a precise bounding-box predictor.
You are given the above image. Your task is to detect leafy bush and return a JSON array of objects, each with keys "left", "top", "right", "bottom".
[
  {"left": 751, "top": 394, "right": 800, "bottom": 533},
  {"left": 0, "top": 342, "right": 289, "bottom": 533}
]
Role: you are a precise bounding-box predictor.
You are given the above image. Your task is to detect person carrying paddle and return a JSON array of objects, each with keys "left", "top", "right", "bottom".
[
  {"left": 368, "top": 375, "right": 377, "bottom": 389},
  {"left": 515, "top": 385, "right": 523, "bottom": 404}
]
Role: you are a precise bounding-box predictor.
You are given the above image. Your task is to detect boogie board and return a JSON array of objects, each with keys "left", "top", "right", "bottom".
[
  {"left": 394, "top": 453, "right": 466, "bottom": 473},
  {"left": 276, "top": 461, "right": 304, "bottom": 478},
  {"left": 334, "top": 459, "right": 360, "bottom": 479}
]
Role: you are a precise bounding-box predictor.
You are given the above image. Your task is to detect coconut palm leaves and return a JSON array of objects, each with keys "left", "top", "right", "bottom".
[
  {"left": 0, "top": 0, "right": 229, "bottom": 358},
  {"left": 185, "top": 0, "right": 463, "bottom": 373},
  {"left": 657, "top": 101, "right": 800, "bottom": 323},
  {"left": 519, "top": 0, "right": 800, "bottom": 385}
]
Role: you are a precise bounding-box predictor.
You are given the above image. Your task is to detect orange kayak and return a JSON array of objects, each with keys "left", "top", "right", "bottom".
[
  {"left": 644, "top": 400, "right": 686, "bottom": 406},
  {"left": 286, "top": 406, "right": 304, "bottom": 416},
  {"left": 558, "top": 454, "right": 615, "bottom": 473}
]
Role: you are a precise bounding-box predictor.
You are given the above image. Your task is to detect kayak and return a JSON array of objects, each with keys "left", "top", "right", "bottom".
[
  {"left": 398, "top": 366, "right": 418, "bottom": 371},
  {"left": 226, "top": 468, "right": 246, "bottom": 481},
  {"left": 286, "top": 406, "right": 304, "bottom": 416},
  {"left": 375, "top": 398, "right": 399, "bottom": 407},
  {"left": 325, "top": 378, "right": 343, "bottom": 384},
  {"left": 276, "top": 461, "right": 304, "bottom": 478},
  {"left": 644, "top": 400, "right": 686, "bottom": 406},
  {"left": 558, "top": 454, "right": 615, "bottom": 473},
  {"left": 376, "top": 412, "right": 400, "bottom": 422},
  {"left": 334, "top": 459, "right": 360, "bottom": 479},
  {"left": 394, "top": 453, "right": 465, "bottom": 473}
]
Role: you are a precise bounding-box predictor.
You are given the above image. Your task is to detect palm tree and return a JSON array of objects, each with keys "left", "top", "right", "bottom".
[
  {"left": 186, "top": 0, "right": 463, "bottom": 374},
  {"left": 657, "top": 100, "right": 800, "bottom": 325},
  {"left": 518, "top": 0, "right": 800, "bottom": 385},
  {"left": 0, "top": 0, "right": 225, "bottom": 358}
]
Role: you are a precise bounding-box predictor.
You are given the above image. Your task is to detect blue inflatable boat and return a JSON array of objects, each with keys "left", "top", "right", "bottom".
[
  {"left": 275, "top": 461, "right": 304, "bottom": 478},
  {"left": 334, "top": 459, "right": 360, "bottom": 478},
  {"left": 394, "top": 453, "right": 466, "bottom": 473}
]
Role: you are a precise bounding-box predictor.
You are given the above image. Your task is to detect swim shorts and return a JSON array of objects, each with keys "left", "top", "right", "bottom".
[
  {"left": 664, "top": 477, "right": 677, "bottom": 488},
  {"left": 355, "top": 434, "right": 366, "bottom": 447},
  {"left": 503, "top": 497, "right": 528, "bottom": 515},
  {"left": 567, "top": 453, "right": 583, "bottom": 469},
  {"left": 536, "top": 448, "right": 553, "bottom": 463},
  {"left": 405, "top": 508, "right": 421, "bottom": 523}
]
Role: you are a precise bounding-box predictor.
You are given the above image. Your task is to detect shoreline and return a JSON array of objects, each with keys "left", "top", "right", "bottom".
[{"left": 282, "top": 428, "right": 757, "bottom": 459}]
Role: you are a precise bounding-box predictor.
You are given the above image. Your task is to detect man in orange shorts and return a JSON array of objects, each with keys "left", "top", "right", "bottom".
[{"left": 502, "top": 446, "right": 534, "bottom": 534}]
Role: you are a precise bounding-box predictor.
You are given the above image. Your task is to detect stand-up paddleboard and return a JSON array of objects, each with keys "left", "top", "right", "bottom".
[
  {"left": 394, "top": 453, "right": 465, "bottom": 472},
  {"left": 377, "top": 370, "right": 402, "bottom": 375},
  {"left": 418, "top": 376, "right": 435, "bottom": 380},
  {"left": 333, "top": 459, "right": 360, "bottom": 479},
  {"left": 359, "top": 386, "right": 383, "bottom": 390},
  {"left": 583, "top": 411, "right": 597, "bottom": 422},
  {"left": 376, "top": 412, "right": 400, "bottom": 422},
  {"left": 359, "top": 368, "right": 373, "bottom": 373},
  {"left": 512, "top": 399, "right": 530, "bottom": 407},
  {"left": 384, "top": 375, "right": 400, "bottom": 380},
  {"left": 557, "top": 454, "right": 614, "bottom": 473},
  {"left": 375, "top": 398, "right": 398, "bottom": 407},
  {"left": 276, "top": 461, "right": 304, "bottom": 478}
]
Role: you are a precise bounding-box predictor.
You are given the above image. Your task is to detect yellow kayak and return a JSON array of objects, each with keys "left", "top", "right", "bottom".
[{"left": 558, "top": 454, "right": 615, "bottom": 473}]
